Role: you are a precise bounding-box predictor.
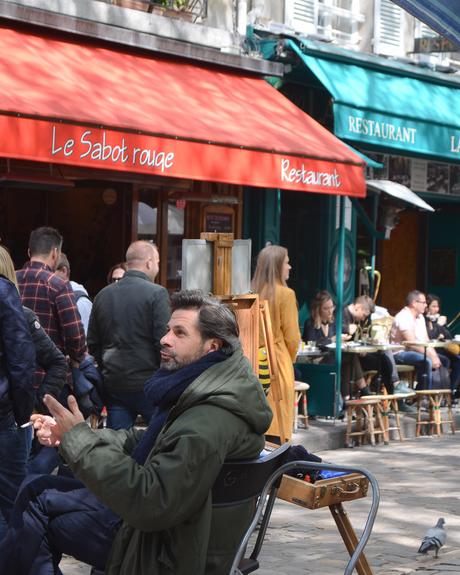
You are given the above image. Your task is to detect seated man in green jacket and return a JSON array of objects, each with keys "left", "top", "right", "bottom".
[{"left": 0, "top": 290, "right": 273, "bottom": 575}]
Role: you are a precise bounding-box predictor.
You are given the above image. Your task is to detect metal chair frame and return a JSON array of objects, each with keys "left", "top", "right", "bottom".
[{"left": 229, "top": 460, "right": 380, "bottom": 575}]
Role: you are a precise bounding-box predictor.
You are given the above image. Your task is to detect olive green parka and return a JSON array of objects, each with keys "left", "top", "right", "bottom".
[{"left": 60, "top": 348, "right": 272, "bottom": 575}]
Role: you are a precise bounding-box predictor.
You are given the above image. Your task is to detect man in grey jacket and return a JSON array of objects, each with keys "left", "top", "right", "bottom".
[{"left": 88, "top": 241, "right": 170, "bottom": 429}]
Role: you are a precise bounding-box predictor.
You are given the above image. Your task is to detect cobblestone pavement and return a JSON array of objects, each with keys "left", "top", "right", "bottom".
[{"left": 61, "top": 434, "right": 460, "bottom": 574}]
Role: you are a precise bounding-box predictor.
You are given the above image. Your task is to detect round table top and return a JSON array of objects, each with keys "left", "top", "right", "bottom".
[
  {"left": 325, "top": 342, "right": 378, "bottom": 354},
  {"left": 371, "top": 343, "right": 405, "bottom": 352},
  {"left": 345, "top": 397, "right": 382, "bottom": 405},
  {"left": 296, "top": 348, "right": 323, "bottom": 356},
  {"left": 415, "top": 389, "right": 452, "bottom": 395},
  {"left": 402, "top": 340, "right": 453, "bottom": 348},
  {"left": 361, "top": 392, "right": 416, "bottom": 400}
]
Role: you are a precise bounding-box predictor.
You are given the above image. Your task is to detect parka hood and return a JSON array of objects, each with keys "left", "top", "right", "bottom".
[{"left": 175, "top": 348, "right": 272, "bottom": 436}]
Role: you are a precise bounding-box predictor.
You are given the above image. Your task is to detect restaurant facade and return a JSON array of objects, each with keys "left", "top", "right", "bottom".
[
  {"left": 0, "top": 19, "right": 366, "bottom": 295},
  {"left": 252, "top": 34, "right": 460, "bottom": 318}
]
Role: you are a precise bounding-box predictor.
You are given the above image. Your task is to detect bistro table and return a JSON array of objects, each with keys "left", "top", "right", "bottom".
[
  {"left": 295, "top": 347, "right": 325, "bottom": 364},
  {"left": 402, "top": 340, "right": 453, "bottom": 389}
]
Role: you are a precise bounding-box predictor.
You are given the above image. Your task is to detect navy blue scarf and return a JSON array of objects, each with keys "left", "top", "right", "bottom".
[{"left": 131, "top": 350, "right": 228, "bottom": 464}]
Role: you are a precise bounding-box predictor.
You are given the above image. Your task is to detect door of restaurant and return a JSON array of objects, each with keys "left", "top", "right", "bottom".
[
  {"left": 376, "top": 211, "right": 425, "bottom": 315},
  {"left": 427, "top": 205, "right": 460, "bottom": 321},
  {"left": 0, "top": 181, "right": 130, "bottom": 296},
  {"left": 133, "top": 182, "right": 243, "bottom": 292}
]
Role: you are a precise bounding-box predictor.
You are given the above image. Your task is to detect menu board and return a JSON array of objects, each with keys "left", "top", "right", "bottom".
[{"left": 204, "top": 209, "right": 234, "bottom": 233}]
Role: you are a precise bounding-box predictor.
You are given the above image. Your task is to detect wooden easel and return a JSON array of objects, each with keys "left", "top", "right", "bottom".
[
  {"left": 219, "top": 297, "right": 287, "bottom": 445},
  {"left": 259, "top": 300, "right": 288, "bottom": 444},
  {"left": 201, "top": 233, "right": 288, "bottom": 444}
]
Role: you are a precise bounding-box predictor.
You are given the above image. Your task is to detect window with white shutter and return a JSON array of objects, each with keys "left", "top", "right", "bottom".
[
  {"left": 285, "top": 0, "right": 318, "bottom": 35},
  {"left": 374, "top": 0, "right": 404, "bottom": 56},
  {"left": 285, "top": 0, "right": 363, "bottom": 46}
]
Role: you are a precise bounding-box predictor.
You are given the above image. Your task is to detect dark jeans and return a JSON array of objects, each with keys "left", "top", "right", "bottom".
[
  {"left": 0, "top": 475, "right": 121, "bottom": 574},
  {"left": 106, "top": 390, "right": 154, "bottom": 430},
  {"left": 395, "top": 351, "right": 433, "bottom": 389},
  {"left": 0, "top": 415, "right": 31, "bottom": 541},
  {"left": 438, "top": 350, "right": 460, "bottom": 392},
  {"left": 360, "top": 352, "right": 398, "bottom": 394}
]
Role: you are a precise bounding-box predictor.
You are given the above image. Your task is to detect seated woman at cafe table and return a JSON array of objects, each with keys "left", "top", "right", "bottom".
[
  {"left": 303, "top": 290, "right": 370, "bottom": 399},
  {"left": 425, "top": 294, "right": 460, "bottom": 397}
]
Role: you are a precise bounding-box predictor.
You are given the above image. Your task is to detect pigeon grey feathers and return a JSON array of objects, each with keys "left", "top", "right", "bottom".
[{"left": 418, "top": 518, "right": 446, "bottom": 558}]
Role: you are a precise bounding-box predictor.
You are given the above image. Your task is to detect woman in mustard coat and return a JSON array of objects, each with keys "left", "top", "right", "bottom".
[{"left": 252, "top": 245, "right": 301, "bottom": 441}]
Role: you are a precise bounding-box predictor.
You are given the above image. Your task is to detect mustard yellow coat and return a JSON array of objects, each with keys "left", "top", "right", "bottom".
[{"left": 266, "top": 284, "right": 301, "bottom": 441}]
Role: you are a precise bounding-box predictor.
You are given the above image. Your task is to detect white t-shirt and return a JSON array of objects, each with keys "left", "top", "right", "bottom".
[{"left": 390, "top": 306, "right": 428, "bottom": 346}]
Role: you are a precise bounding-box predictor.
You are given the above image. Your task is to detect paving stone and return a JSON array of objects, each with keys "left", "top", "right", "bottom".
[{"left": 60, "top": 434, "right": 460, "bottom": 574}]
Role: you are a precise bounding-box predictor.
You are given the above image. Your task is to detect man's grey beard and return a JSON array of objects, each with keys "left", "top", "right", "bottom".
[
  {"left": 160, "top": 358, "right": 180, "bottom": 371},
  {"left": 160, "top": 345, "right": 206, "bottom": 371}
]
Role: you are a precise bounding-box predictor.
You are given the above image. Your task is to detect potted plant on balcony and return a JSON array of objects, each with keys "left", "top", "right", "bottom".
[{"left": 149, "top": 0, "right": 194, "bottom": 21}]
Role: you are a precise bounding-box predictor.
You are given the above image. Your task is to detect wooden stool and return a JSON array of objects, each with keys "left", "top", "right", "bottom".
[
  {"left": 294, "top": 381, "right": 310, "bottom": 431},
  {"left": 363, "top": 392, "right": 416, "bottom": 442},
  {"left": 345, "top": 398, "right": 387, "bottom": 447},
  {"left": 396, "top": 364, "right": 415, "bottom": 388},
  {"left": 415, "top": 389, "right": 455, "bottom": 437}
]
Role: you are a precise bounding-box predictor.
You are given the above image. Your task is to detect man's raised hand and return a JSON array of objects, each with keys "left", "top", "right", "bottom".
[{"left": 42, "top": 394, "right": 85, "bottom": 439}]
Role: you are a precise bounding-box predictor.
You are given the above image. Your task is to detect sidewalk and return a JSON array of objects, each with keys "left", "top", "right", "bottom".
[
  {"left": 61, "top": 429, "right": 460, "bottom": 574},
  {"left": 257, "top": 434, "right": 460, "bottom": 574},
  {"left": 291, "top": 402, "right": 460, "bottom": 452}
]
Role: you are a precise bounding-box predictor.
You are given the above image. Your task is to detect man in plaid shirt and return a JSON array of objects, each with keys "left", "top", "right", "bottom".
[
  {"left": 17, "top": 227, "right": 86, "bottom": 366},
  {"left": 16, "top": 227, "right": 87, "bottom": 473}
]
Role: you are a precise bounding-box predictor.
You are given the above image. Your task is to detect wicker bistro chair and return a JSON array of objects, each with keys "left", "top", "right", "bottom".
[{"left": 218, "top": 456, "right": 380, "bottom": 575}]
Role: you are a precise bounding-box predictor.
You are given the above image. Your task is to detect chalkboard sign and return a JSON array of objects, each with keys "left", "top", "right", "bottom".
[{"left": 203, "top": 206, "right": 234, "bottom": 233}]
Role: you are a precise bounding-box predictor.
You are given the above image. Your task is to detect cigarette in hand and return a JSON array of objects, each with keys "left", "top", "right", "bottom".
[{"left": 21, "top": 416, "right": 56, "bottom": 429}]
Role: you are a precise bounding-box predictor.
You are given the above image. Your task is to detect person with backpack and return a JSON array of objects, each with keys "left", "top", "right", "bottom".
[{"left": 56, "top": 252, "right": 92, "bottom": 335}]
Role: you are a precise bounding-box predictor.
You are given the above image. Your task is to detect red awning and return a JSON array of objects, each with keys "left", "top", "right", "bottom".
[{"left": 0, "top": 26, "right": 365, "bottom": 197}]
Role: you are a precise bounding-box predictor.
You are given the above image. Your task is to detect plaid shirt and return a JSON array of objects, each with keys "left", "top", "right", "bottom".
[{"left": 16, "top": 261, "right": 86, "bottom": 362}]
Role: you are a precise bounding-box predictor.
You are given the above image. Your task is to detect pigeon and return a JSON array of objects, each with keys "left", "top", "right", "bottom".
[{"left": 418, "top": 518, "right": 446, "bottom": 558}]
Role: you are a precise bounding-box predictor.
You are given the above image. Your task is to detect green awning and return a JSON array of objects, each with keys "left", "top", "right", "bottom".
[
  {"left": 284, "top": 39, "right": 460, "bottom": 163},
  {"left": 344, "top": 144, "right": 383, "bottom": 169}
]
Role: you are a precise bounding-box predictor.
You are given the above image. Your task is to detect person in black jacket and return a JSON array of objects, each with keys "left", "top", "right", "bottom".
[
  {"left": 0, "top": 245, "right": 68, "bottom": 477},
  {"left": 426, "top": 294, "right": 460, "bottom": 396},
  {"left": 0, "top": 269, "right": 35, "bottom": 541},
  {"left": 88, "top": 241, "right": 170, "bottom": 430},
  {"left": 23, "top": 307, "right": 67, "bottom": 413}
]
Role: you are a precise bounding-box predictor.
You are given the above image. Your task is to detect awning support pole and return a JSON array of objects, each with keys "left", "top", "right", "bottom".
[
  {"left": 350, "top": 197, "right": 386, "bottom": 240},
  {"left": 335, "top": 196, "right": 345, "bottom": 413},
  {"left": 370, "top": 194, "right": 379, "bottom": 298}
]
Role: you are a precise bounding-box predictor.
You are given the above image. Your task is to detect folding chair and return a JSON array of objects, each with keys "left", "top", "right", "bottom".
[{"left": 228, "top": 460, "right": 380, "bottom": 575}]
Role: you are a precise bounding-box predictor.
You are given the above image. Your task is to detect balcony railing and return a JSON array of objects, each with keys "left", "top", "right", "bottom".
[{"left": 103, "top": 0, "right": 207, "bottom": 22}]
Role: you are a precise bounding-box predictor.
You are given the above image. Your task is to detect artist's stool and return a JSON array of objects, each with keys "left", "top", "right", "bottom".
[
  {"left": 294, "top": 381, "right": 309, "bottom": 431},
  {"left": 415, "top": 389, "right": 455, "bottom": 437},
  {"left": 345, "top": 398, "right": 387, "bottom": 447}
]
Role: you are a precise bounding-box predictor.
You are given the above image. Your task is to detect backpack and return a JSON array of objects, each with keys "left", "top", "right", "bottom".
[{"left": 73, "top": 289, "right": 91, "bottom": 304}]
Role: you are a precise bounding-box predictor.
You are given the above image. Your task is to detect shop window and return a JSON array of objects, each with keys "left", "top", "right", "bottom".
[
  {"left": 286, "top": 0, "right": 363, "bottom": 47},
  {"left": 166, "top": 201, "right": 185, "bottom": 291}
]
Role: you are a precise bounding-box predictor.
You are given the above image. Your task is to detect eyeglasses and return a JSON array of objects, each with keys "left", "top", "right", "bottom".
[{"left": 416, "top": 300, "right": 427, "bottom": 304}]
